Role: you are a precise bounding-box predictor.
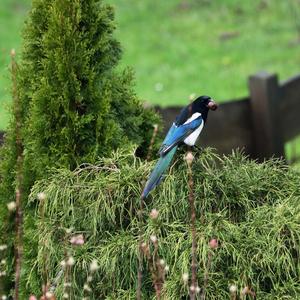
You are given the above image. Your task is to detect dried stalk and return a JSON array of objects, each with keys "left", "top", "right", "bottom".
[
  {"left": 146, "top": 124, "right": 159, "bottom": 161},
  {"left": 137, "top": 198, "right": 144, "bottom": 300},
  {"left": 14, "top": 187, "right": 23, "bottom": 300},
  {"left": 240, "top": 286, "right": 256, "bottom": 299},
  {"left": 137, "top": 191, "right": 145, "bottom": 300},
  {"left": 230, "top": 291, "right": 237, "bottom": 300},
  {"left": 82, "top": 260, "right": 99, "bottom": 300},
  {"left": 37, "top": 192, "right": 49, "bottom": 298},
  {"left": 201, "top": 238, "right": 219, "bottom": 299},
  {"left": 200, "top": 251, "right": 212, "bottom": 300},
  {"left": 0, "top": 244, "right": 8, "bottom": 298},
  {"left": 62, "top": 233, "right": 74, "bottom": 300},
  {"left": 141, "top": 237, "right": 167, "bottom": 300},
  {"left": 186, "top": 101, "right": 198, "bottom": 300},
  {"left": 186, "top": 152, "right": 197, "bottom": 300},
  {"left": 137, "top": 124, "right": 159, "bottom": 299},
  {"left": 152, "top": 239, "right": 161, "bottom": 299},
  {"left": 11, "top": 49, "right": 24, "bottom": 300}
]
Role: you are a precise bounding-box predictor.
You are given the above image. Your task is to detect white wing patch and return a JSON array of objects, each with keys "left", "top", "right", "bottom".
[
  {"left": 184, "top": 113, "right": 203, "bottom": 146},
  {"left": 183, "top": 112, "right": 201, "bottom": 125}
]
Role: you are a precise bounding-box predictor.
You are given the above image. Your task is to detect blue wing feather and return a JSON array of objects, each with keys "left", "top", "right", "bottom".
[
  {"left": 159, "top": 116, "right": 203, "bottom": 156},
  {"left": 162, "top": 123, "right": 177, "bottom": 145}
]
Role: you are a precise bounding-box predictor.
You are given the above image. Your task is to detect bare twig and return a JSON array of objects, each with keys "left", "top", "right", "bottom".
[
  {"left": 185, "top": 101, "right": 199, "bottom": 300},
  {"left": 200, "top": 251, "right": 212, "bottom": 300},
  {"left": 229, "top": 284, "right": 237, "bottom": 300},
  {"left": 82, "top": 259, "right": 99, "bottom": 300},
  {"left": 141, "top": 235, "right": 168, "bottom": 300},
  {"left": 185, "top": 152, "right": 198, "bottom": 300},
  {"left": 241, "top": 285, "right": 256, "bottom": 299},
  {"left": 137, "top": 124, "right": 159, "bottom": 299},
  {"left": 137, "top": 197, "right": 144, "bottom": 300},
  {"left": 37, "top": 192, "right": 49, "bottom": 298},
  {"left": 0, "top": 243, "right": 8, "bottom": 298},
  {"left": 200, "top": 238, "right": 218, "bottom": 300},
  {"left": 62, "top": 233, "right": 75, "bottom": 300}
]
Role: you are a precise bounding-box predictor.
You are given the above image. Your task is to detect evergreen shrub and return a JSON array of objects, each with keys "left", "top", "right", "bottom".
[{"left": 27, "top": 148, "right": 300, "bottom": 299}]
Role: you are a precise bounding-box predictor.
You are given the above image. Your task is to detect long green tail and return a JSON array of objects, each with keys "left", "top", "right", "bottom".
[{"left": 142, "top": 146, "right": 177, "bottom": 199}]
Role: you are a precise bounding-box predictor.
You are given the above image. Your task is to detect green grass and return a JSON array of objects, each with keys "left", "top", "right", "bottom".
[
  {"left": 0, "top": 0, "right": 31, "bottom": 129},
  {"left": 1, "top": 0, "right": 300, "bottom": 162},
  {"left": 286, "top": 136, "right": 300, "bottom": 166},
  {"left": 108, "top": 0, "right": 300, "bottom": 106},
  {"left": 1, "top": 1, "right": 300, "bottom": 109}
]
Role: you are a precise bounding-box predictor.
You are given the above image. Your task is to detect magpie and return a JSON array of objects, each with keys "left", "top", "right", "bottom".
[{"left": 142, "top": 95, "right": 218, "bottom": 199}]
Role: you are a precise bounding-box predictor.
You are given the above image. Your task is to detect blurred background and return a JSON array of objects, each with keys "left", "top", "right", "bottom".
[{"left": 0, "top": 0, "right": 300, "bottom": 163}]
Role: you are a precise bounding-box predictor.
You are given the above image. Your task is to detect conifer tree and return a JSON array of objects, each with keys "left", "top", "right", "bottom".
[{"left": 0, "top": 0, "right": 158, "bottom": 295}]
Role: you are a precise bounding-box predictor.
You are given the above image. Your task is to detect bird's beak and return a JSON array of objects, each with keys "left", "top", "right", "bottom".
[{"left": 207, "top": 99, "right": 218, "bottom": 111}]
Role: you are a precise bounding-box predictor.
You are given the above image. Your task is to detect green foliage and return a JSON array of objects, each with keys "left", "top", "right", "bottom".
[
  {"left": 26, "top": 148, "right": 300, "bottom": 299},
  {"left": 0, "top": 0, "right": 159, "bottom": 295},
  {"left": 21, "top": 0, "right": 158, "bottom": 171}
]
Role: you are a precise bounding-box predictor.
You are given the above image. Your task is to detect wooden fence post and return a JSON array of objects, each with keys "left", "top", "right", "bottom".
[{"left": 248, "top": 72, "right": 284, "bottom": 160}]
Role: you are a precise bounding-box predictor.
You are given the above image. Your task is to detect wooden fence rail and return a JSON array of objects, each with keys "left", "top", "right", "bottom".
[
  {"left": 156, "top": 71, "right": 300, "bottom": 161},
  {"left": 0, "top": 71, "right": 299, "bottom": 161}
]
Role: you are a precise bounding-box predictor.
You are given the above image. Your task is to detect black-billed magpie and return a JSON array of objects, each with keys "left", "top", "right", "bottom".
[{"left": 142, "top": 95, "right": 218, "bottom": 199}]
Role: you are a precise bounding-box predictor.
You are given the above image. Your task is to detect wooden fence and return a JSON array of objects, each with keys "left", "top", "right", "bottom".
[
  {"left": 0, "top": 71, "right": 299, "bottom": 161},
  {"left": 157, "top": 71, "right": 300, "bottom": 161}
]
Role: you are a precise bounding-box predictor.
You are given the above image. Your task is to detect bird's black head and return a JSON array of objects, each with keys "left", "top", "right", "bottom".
[
  {"left": 189, "top": 95, "right": 218, "bottom": 123},
  {"left": 175, "top": 95, "right": 218, "bottom": 125},
  {"left": 193, "top": 95, "right": 218, "bottom": 113}
]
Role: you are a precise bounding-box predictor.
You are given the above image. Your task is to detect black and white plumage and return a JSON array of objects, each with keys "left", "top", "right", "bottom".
[{"left": 142, "top": 95, "right": 218, "bottom": 199}]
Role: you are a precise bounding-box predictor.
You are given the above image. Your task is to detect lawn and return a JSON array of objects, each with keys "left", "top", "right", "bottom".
[
  {"left": 0, "top": 0, "right": 30, "bottom": 129},
  {"left": 109, "top": 0, "right": 300, "bottom": 106},
  {"left": 0, "top": 0, "right": 300, "bottom": 161}
]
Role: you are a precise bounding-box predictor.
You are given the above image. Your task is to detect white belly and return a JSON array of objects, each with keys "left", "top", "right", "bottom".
[{"left": 184, "top": 122, "right": 204, "bottom": 146}]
